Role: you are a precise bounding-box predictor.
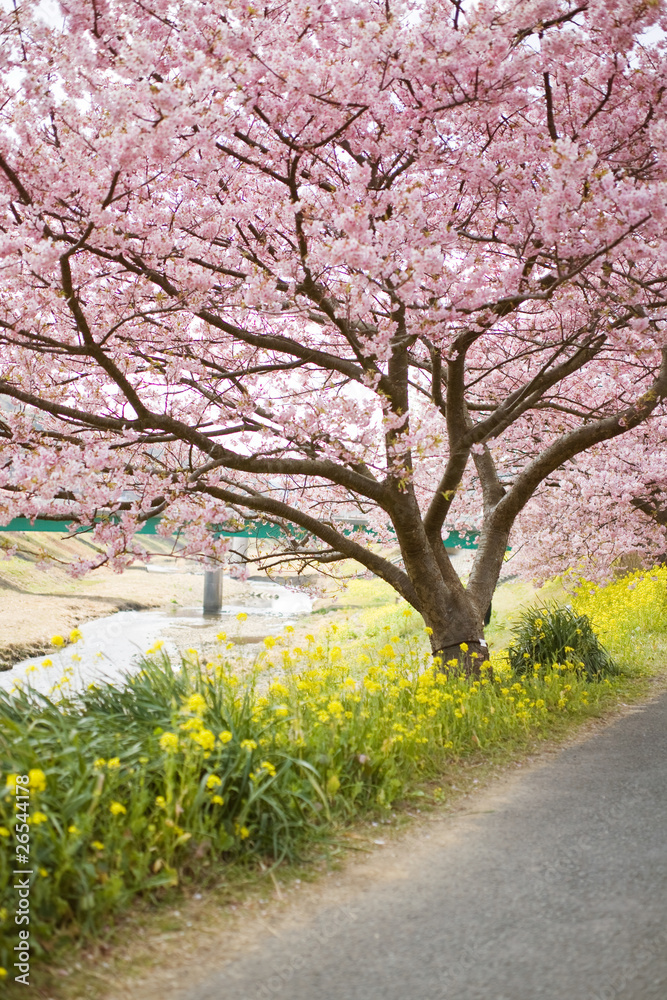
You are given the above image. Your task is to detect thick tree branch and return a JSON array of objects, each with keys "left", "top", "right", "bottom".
[
  {"left": 543, "top": 72, "right": 558, "bottom": 141},
  {"left": 467, "top": 347, "right": 667, "bottom": 612},
  {"left": 424, "top": 332, "right": 605, "bottom": 538}
]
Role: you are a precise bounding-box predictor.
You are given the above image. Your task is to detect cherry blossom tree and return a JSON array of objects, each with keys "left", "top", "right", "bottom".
[
  {"left": 509, "top": 419, "right": 667, "bottom": 583},
  {"left": 1, "top": 0, "right": 667, "bottom": 662}
]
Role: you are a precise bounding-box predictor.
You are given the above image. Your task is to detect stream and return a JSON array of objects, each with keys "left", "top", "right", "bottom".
[{"left": 0, "top": 580, "right": 312, "bottom": 697}]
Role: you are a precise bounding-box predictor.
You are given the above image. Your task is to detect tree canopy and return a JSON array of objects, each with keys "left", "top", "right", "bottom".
[{"left": 2, "top": 0, "right": 667, "bottom": 656}]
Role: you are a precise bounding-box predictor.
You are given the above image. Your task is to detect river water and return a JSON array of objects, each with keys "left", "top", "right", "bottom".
[{"left": 0, "top": 580, "right": 312, "bottom": 697}]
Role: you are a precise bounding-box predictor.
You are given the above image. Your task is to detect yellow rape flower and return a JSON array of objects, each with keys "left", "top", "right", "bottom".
[
  {"left": 191, "top": 728, "right": 216, "bottom": 751},
  {"left": 109, "top": 801, "right": 127, "bottom": 816},
  {"left": 50, "top": 634, "right": 66, "bottom": 647},
  {"left": 180, "top": 716, "right": 203, "bottom": 732},
  {"left": 206, "top": 774, "right": 222, "bottom": 790},
  {"left": 31, "top": 812, "right": 48, "bottom": 825},
  {"left": 212, "top": 795, "right": 224, "bottom": 805},
  {"left": 91, "top": 841, "right": 105, "bottom": 851},
  {"left": 240, "top": 739, "right": 257, "bottom": 752},
  {"left": 184, "top": 693, "right": 207, "bottom": 715},
  {"left": 159, "top": 732, "right": 179, "bottom": 753},
  {"left": 218, "top": 730, "right": 233, "bottom": 744},
  {"left": 69, "top": 628, "right": 83, "bottom": 643},
  {"left": 28, "top": 768, "right": 47, "bottom": 792},
  {"left": 68, "top": 824, "right": 79, "bottom": 834},
  {"left": 107, "top": 757, "right": 120, "bottom": 769},
  {"left": 0, "top": 827, "right": 9, "bottom": 837}
]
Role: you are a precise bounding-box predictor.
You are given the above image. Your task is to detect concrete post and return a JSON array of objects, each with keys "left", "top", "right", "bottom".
[
  {"left": 203, "top": 567, "right": 222, "bottom": 614},
  {"left": 202, "top": 539, "right": 248, "bottom": 613}
]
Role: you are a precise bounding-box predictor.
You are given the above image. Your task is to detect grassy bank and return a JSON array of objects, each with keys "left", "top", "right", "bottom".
[{"left": 1, "top": 567, "right": 667, "bottom": 988}]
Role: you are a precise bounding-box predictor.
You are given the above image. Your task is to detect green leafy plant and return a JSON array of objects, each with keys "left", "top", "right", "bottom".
[{"left": 507, "top": 602, "right": 617, "bottom": 679}]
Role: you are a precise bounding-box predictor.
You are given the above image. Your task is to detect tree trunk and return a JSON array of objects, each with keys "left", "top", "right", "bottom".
[
  {"left": 436, "top": 639, "right": 490, "bottom": 677},
  {"left": 390, "top": 494, "right": 494, "bottom": 675},
  {"left": 398, "top": 538, "right": 489, "bottom": 674}
]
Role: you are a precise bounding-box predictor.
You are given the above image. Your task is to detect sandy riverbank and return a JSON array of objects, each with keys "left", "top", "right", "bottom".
[
  {"left": 0, "top": 530, "right": 342, "bottom": 673},
  {"left": 0, "top": 531, "right": 244, "bottom": 670}
]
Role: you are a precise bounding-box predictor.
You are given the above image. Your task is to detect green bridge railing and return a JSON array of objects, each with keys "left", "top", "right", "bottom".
[{"left": 0, "top": 517, "right": 480, "bottom": 549}]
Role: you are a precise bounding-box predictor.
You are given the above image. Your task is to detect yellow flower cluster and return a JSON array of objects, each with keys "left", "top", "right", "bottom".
[
  {"left": 184, "top": 693, "right": 207, "bottom": 716},
  {"left": 159, "top": 732, "right": 180, "bottom": 753},
  {"left": 574, "top": 565, "right": 667, "bottom": 658},
  {"left": 237, "top": 622, "right": 596, "bottom": 778},
  {"left": 190, "top": 728, "right": 216, "bottom": 751},
  {"left": 29, "top": 769, "right": 47, "bottom": 792}
]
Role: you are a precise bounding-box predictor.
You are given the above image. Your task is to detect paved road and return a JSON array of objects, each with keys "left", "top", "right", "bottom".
[{"left": 184, "top": 694, "right": 667, "bottom": 1000}]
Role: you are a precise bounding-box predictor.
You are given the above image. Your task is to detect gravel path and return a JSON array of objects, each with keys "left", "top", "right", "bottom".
[{"left": 179, "top": 693, "right": 667, "bottom": 1000}]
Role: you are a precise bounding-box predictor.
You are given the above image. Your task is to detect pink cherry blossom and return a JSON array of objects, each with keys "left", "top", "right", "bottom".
[{"left": 1, "top": 0, "right": 667, "bottom": 656}]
